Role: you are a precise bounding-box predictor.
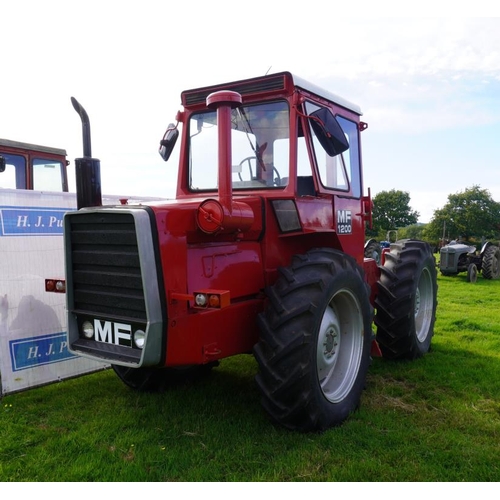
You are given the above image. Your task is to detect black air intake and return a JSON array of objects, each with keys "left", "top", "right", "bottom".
[{"left": 67, "top": 211, "right": 146, "bottom": 320}]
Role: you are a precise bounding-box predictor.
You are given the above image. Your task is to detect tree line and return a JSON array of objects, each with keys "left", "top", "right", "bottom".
[{"left": 367, "top": 185, "right": 500, "bottom": 247}]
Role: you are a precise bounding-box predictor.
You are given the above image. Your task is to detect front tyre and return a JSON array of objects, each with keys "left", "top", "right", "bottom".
[
  {"left": 254, "top": 249, "right": 373, "bottom": 432},
  {"left": 467, "top": 263, "right": 478, "bottom": 283},
  {"left": 374, "top": 239, "right": 437, "bottom": 360}
]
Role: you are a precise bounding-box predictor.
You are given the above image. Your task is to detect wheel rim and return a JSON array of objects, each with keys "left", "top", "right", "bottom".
[
  {"left": 414, "top": 267, "right": 434, "bottom": 342},
  {"left": 316, "top": 289, "right": 364, "bottom": 403}
]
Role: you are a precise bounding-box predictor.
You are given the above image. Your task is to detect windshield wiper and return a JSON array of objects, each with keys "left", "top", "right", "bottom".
[{"left": 237, "top": 108, "right": 267, "bottom": 172}]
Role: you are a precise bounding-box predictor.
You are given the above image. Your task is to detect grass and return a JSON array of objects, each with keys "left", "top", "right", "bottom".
[{"left": 1, "top": 270, "right": 500, "bottom": 481}]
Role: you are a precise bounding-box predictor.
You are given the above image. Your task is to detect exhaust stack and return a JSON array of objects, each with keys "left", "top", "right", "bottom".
[{"left": 71, "top": 97, "right": 102, "bottom": 209}]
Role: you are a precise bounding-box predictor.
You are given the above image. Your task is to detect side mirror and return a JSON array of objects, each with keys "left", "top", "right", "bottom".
[
  {"left": 159, "top": 124, "right": 179, "bottom": 162},
  {"left": 0, "top": 155, "right": 5, "bottom": 173},
  {"left": 310, "top": 108, "right": 349, "bottom": 157}
]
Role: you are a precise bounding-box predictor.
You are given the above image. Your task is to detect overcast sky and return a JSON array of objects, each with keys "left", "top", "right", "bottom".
[{"left": 2, "top": 2, "right": 499, "bottom": 222}]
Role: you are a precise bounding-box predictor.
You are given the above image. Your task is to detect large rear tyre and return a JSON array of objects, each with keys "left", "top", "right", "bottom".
[
  {"left": 481, "top": 245, "right": 500, "bottom": 279},
  {"left": 112, "top": 363, "right": 217, "bottom": 392},
  {"left": 254, "top": 248, "right": 373, "bottom": 432},
  {"left": 374, "top": 239, "right": 437, "bottom": 360}
]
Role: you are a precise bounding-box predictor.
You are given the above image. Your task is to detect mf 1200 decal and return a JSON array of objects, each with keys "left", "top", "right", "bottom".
[{"left": 337, "top": 210, "right": 352, "bottom": 234}]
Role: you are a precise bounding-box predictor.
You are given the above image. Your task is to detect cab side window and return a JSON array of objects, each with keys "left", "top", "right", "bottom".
[
  {"left": 0, "top": 154, "right": 26, "bottom": 189},
  {"left": 304, "top": 102, "right": 362, "bottom": 198},
  {"left": 33, "top": 158, "right": 65, "bottom": 192}
]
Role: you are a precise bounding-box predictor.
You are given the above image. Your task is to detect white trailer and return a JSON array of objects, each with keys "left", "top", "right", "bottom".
[{"left": 0, "top": 139, "right": 153, "bottom": 395}]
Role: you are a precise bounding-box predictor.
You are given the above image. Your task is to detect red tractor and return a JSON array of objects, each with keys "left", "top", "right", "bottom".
[{"left": 63, "top": 72, "right": 437, "bottom": 432}]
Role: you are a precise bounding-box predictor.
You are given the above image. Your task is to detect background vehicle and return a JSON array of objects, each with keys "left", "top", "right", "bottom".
[
  {"left": 439, "top": 240, "right": 500, "bottom": 282},
  {"left": 0, "top": 138, "right": 106, "bottom": 395},
  {"left": 0, "top": 138, "right": 69, "bottom": 191},
  {"left": 0, "top": 138, "right": 153, "bottom": 396},
  {"left": 62, "top": 72, "right": 438, "bottom": 431}
]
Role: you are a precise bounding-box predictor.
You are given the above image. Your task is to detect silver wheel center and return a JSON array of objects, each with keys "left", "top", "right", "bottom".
[
  {"left": 414, "top": 268, "right": 433, "bottom": 343},
  {"left": 414, "top": 287, "right": 421, "bottom": 316},
  {"left": 316, "top": 290, "right": 364, "bottom": 403},
  {"left": 323, "top": 326, "right": 339, "bottom": 359}
]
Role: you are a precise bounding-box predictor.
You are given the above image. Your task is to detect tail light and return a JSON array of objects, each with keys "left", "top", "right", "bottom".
[
  {"left": 194, "top": 290, "right": 230, "bottom": 309},
  {"left": 170, "top": 289, "right": 230, "bottom": 309},
  {"left": 45, "top": 279, "right": 66, "bottom": 293}
]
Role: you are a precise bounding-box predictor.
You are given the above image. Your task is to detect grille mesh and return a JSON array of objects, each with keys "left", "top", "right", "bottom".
[{"left": 67, "top": 212, "right": 146, "bottom": 321}]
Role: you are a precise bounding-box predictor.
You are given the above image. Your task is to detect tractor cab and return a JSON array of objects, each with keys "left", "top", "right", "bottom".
[
  {"left": 177, "top": 98, "right": 350, "bottom": 193},
  {"left": 0, "top": 138, "right": 69, "bottom": 192},
  {"left": 159, "top": 72, "right": 371, "bottom": 264}
]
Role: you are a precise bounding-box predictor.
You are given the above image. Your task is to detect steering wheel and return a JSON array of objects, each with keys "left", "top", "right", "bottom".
[
  {"left": 238, "top": 156, "right": 256, "bottom": 182},
  {"left": 237, "top": 156, "right": 281, "bottom": 186}
]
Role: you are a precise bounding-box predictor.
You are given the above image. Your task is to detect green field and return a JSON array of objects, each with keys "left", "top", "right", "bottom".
[{"left": 1, "top": 271, "right": 499, "bottom": 482}]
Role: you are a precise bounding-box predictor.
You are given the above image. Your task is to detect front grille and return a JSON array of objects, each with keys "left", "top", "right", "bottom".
[
  {"left": 66, "top": 211, "right": 146, "bottom": 321},
  {"left": 441, "top": 251, "right": 456, "bottom": 269}
]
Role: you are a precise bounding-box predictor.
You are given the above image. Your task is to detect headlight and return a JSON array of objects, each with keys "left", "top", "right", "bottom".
[
  {"left": 195, "top": 293, "right": 207, "bottom": 307},
  {"left": 133, "top": 329, "right": 146, "bottom": 349},
  {"left": 82, "top": 320, "right": 94, "bottom": 339}
]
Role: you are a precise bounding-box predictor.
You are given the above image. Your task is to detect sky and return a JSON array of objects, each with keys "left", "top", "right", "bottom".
[{"left": 2, "top": 1, "right": 500, "bottom": 222}]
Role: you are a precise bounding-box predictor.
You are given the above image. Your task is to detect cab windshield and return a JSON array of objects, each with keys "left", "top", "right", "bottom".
[{"left": 189, "top": 101, "right": 290, "bottom": 191}]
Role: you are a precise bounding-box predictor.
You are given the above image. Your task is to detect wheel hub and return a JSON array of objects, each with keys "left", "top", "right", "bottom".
[
  {"left": 414, "top": 287, "right": 421, "bottom": 316},
  {"left": 323, "top": 326, "right": 339, "bottom": 358}
]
